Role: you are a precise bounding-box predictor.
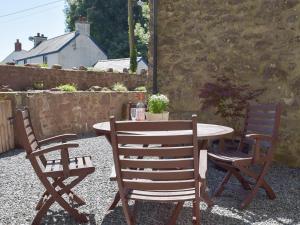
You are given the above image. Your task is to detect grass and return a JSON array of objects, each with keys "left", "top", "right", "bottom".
[
  {"left": 112, "top": 82, "right": 128, "bottom": 91},
  {"left": 134, "top": 86, "right": 147, "bottom": 91},
  {"left": 56, "top": 83, "right": 77, "bottom": 92}
]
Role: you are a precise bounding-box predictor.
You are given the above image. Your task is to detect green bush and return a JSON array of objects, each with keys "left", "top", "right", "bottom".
[
  {"left": 134, "top": 86, "right": 146, "bottom": 92},
  {"left": 112, "top": 82, "right": 128, "bottom": 91},
  {"left": 33, "top": 81, "right": 44, "bottom": 90},
  {"left": 57, "top": 83, "right": 77, "bottom": 92},
  {"left": 148, "top": 94, "right": 169, "bottom": 113}
]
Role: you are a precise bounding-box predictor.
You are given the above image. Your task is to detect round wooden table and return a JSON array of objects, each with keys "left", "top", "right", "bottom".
[
  {"left": 93, "top": 121, "right": 234, "bottom": 210},
  {"left": 93, "top": 122, "right": 234, "bottom": 143}
]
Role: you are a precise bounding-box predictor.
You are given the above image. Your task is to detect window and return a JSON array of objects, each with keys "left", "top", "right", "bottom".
[
  {"left": 43, "top": 55, "right": 48, "bottom": 64},
  {"left": 24, "top": 59, "right": 27, "bottom": 64}
]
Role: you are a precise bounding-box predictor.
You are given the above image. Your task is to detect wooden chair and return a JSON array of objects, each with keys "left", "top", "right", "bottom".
[
  {"left": 110, "top": 115, "right": 207, "bottom": 225},
  {"left": 208, "top": 103, "right": 282, "bottom": 209},
  {"left": 15, "top": 109, "right": 95, "bottom": 225}
]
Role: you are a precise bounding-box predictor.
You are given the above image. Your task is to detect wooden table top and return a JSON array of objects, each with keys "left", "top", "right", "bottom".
[{"left": 93, "top": 122, "right": 234, "bottom": 140}]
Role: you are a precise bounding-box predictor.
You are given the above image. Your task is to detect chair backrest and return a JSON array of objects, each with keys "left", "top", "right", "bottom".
[
  {"left": 15, "top": 109, "right": 46, "bottom": 167},
  {"left": 110, "top": 116, "right": 200, "bottom": 193},
  {"left": 240, "top": 103, "right": 281, "bottom": 151}
]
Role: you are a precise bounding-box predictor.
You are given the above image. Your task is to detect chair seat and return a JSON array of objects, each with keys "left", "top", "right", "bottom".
[
  {"left": 208, "top": 150, "right": 253, "bottom": 165},
  {"left": 127, "top": 188, "right": 196, "bottom": 202},
  {"left": 44, "top": 156, "right": 95, "bottom": 177}
]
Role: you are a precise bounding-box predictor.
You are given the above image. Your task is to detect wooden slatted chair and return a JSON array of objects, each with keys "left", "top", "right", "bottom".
[
  {"left": 110, "top": 115, "right": 207, "bottom": 225},
  {"left": 15, "top": 109, "right": 95, "bottom": 225},
  {"left": 208, "top": 103, "right": 281, "bottom": 209}
]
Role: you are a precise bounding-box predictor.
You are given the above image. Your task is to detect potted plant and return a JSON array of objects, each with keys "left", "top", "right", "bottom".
[{"left": 146, "top": 94, "right": 169, "bottom": 121}]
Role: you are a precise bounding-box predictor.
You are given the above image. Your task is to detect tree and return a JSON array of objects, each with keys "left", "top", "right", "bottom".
[
  {"left": 128, "top": 0, "right": 137, "bottom": 72},
  {"left": 65, "top": 0, "right": 149, "bottom": 60}
]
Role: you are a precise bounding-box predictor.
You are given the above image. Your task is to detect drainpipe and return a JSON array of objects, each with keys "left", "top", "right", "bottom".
[{"left": 152, "top": 0, "right": 158, "bottom": 94}]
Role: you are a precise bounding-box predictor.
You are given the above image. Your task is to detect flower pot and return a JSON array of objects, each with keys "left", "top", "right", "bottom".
[{"left": 145, "top": 112, "right": 169, "bottom": 121}]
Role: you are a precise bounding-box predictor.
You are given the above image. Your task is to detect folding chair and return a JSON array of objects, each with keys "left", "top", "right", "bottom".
[
  {"left": 16, "top": 109, "right": 95, "bottom": 224},
  {"left": 208, "top": 103, "right": 281, "bottom": 208},
  {"left": 110, "top": 115, "right": 207, "bottom": 225}
]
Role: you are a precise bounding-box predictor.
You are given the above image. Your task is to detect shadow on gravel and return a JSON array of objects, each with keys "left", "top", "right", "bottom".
[
  {"left": 0, "top": 148, "right": 23, "bottom": 159},
  {"left": 41, "top": 210, "right": 96, "bottom": 225},
  {"left": 101, "top": 202, "right": 244, "bottom": 225}
]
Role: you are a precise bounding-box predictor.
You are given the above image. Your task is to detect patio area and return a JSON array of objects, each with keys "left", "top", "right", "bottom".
[{"left": 0, "top": 135, "right": 299, "bottom": 225}]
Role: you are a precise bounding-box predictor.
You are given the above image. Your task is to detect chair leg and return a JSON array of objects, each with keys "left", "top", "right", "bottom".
[
  {"left": 32, "top": 196, "right": 55, "bottom": 225},
  {"left": 213, "top": 171, "right": 232, "bottom": 197},
  {"left": 231, "top": 169, "right": 252, "bottom": 190},
  {"left": 108, "top": 191, "right": 121, "bottom": 211},
  {"left": 121, "top": 199, "right": 135, "bottom": 225},
  {"left": 167, "top": 202, "right": 184, "bottom": 225},
  {"left": 237, "top": 164, "right": 275, "bottom": 209},
  {"left": 192, "top": 200, "right": 200, "bottom": 225}
]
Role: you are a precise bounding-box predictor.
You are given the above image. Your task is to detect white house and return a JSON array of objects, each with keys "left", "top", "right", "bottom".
[
  {"left": 3, "top": 19, "right": 107, "bottom": 68},
  {"left": 94, "top": 57, "right": 148, "bottom": 74}
]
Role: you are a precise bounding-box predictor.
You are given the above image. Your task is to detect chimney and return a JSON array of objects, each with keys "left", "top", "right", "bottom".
[
  {"left": 75, "top": 16, "right": 90, "bottom": 36},
  {"left": 29, "top": 33, "right": 47, "bottom": 48},
  {"left": 15, "top": 39, "right": 22, "bottom": 51}
]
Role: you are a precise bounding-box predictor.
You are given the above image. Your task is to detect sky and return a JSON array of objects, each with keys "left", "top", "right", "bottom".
[{"left": 0, "top": 0, "right": 66, "bottom": 61}]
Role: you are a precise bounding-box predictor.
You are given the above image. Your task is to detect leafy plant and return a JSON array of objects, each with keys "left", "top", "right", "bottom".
[
  {"left": 112, "top": 82, "right": 128, "bottom": 91},
  {"left": 40, "top": 64, "right": 48, "bottom": 68},
  {"left": 134, "top": 86, "right": 146, "bottom": 91},
  {"left": 148, "top": 94, "right": 169, "bottom": 113},
  {"left": 199, "top": 74, "right": 264, "bottom": 130},
  {"left": 57, "top": 83, "right": 77, "bottom": 92},
  {"left": 33, "top": 81, "right": 44, "bottom": 90}
]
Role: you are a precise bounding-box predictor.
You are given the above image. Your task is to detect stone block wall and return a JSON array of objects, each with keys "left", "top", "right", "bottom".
[
  {"left": 0, "top": 91, "right": 143, "bottom": 143},
  {"left": 152, "top": 0, "right": 300, "bottom": 167},
  {"left": 0, "top": 65, "right": 147, "bottom": 91}
]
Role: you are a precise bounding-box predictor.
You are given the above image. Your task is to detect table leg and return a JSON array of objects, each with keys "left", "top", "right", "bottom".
[{"left": 198, "top": 139, "right": 214, "bottom": 207}]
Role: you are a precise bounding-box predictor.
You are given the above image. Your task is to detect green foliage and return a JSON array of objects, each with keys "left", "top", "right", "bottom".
[
  {"left": 33, "top": 81, "right": 44, "bottom": 90},
  {"left": 134, "top": 86, "right": 146, "bottom": 91},
  {"left": 130, "top": 47, "right": 138, "bottom": 73},
  {"left": 65, "top": 0, "right": 149, "bottom": 60},
  {"left": 40, "top": 64, "right": 48, "bottom": 68},
  {"left": 148, "top": 94, "right": 169, "bottom": 113},
  {"left": 112, "top": 82, "right": 128, "bottom": 91},
  {"left": 57, "top": 83, "right": 77, "bottom": 92}
]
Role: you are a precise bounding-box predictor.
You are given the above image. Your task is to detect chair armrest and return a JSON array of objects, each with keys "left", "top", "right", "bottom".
[
  {"left": 245, "top": 133, "right": 272, "bottom": 142},
  {"left": 29, "top": 143, "right": 79, "bottom": 158},
  {"left": 199, "top": 150, "right": 207, "bottom": 180},
  {"left": 38, "top": 134, "right": 77, "bottom": 145}
]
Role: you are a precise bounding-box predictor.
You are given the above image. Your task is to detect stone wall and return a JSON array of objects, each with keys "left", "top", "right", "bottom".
[
  {"left": 0, "top": 65, "right": 147, "bottom": 91},
  {"left": 153, "top": 0, "right": 300, "bottom": 167},
  {"left": 0, "top": 91, "right": 143, "bottom": 143}
]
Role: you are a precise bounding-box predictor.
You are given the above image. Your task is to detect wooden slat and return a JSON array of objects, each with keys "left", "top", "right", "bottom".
[
  {"left": 23, "top": 118, "right": 30, "bottom": 128},
  {"left": 131, "top": 189, "right": 195, "bottom": 197},
  {"left": 44, "top": 160, "right": 55, "bottom": 173},
  {"left": 246, "top": 125, "right": 273, "bottom": 135},
  {"left": 69, "top": 158, "right": 77, "bottom": 169},
  {"left": 128, "top": 193, "right": 195, "bottom": 201},
  {"left": 118, "top": 146, "right": 194, "bottom": 157},
  {"left": 249, "top": 104, "right": 277, "bottom": 112},
  {"left": 84, "top": 156, "right": 93, "bottom": 167},
  {"left": 117, "top": 134, "right": 193, "bottom": 145},
  {"left": 52, "top": 159, "right": 61, "bottom": 172},
  {"left": 248, "top": 111, "right": 276, "bottom": 120},
  {"left": 247, "top": 118, "right": 275, "bottom": 127},
  {"left": 28, "top": 133, "right": 36, "bottom": 144},
  {"left": 31, "top": 141, "right": 39, "bottom": 151},
  {"left": 123, "top": 179, "right": 195, "bottom": 190},
  {"left": 120, "top": 158, "right": 194, "bottom": 169},
  {"left": 77, "top": 157, "right": 84, "bottom": 168},
  {"left": 121, "top": 169, "right": 195, "bottom": 180},
  {"left": 21, "top": 110, "right": 29, "bottom": 119},
  {"left": 116, "top": 120, "right": 193, "bottom": 131},
  {"left": 25, "top": 126, "right": 34, "bottom": 135}
]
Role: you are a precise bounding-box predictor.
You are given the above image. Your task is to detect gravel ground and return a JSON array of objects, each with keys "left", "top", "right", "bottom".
[{"left": 0, "top": 136, "right": 299, "bottom": 225}]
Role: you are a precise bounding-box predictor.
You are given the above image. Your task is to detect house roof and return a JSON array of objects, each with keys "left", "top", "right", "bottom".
[
  {"left": 17, "top": 32, "right": 79, "bottom": 61},
  {"left": 93, "top": 57, "right": 146, "bottom": 72},
  {"left": 1, "top": 50, "right": 28, "bottom": 63}
]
